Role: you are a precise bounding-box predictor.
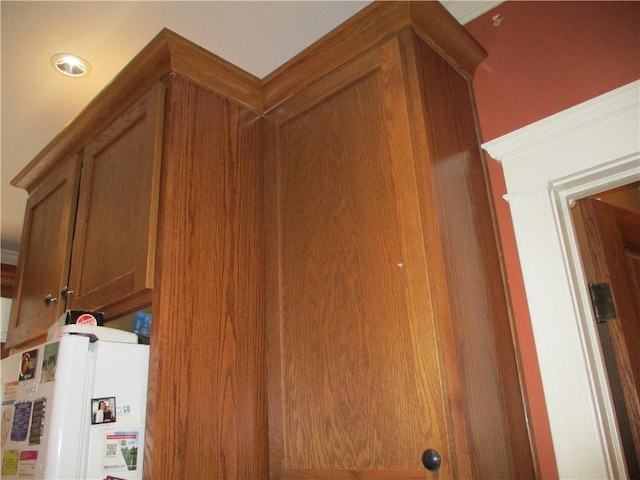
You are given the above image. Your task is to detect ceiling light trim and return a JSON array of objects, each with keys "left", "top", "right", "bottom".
[{"left": 51, "top": 53, "right": 92, "bottom": 78}]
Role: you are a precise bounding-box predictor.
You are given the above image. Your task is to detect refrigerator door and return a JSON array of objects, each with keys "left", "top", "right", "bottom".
[
  {"left": 85, "top": 339, "right": 149, "bottom": 480},
  {"left": 1, "top": 330, "right": 149, "bottom": 480},
  {"left": 1, "top": 335, "right": 93, "bottom": 479}
]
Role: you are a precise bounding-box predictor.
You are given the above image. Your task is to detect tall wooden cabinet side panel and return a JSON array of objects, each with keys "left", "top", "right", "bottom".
[
  {"left": 266, "top": 37, "right": 468, "bottom": 479},
  {"left": 67, "top": 83, "right": 165, "bottom": 317},
  {"left": 6, "top": 154, "right": 81, "bottom": 349},
  {"left": 405, "top": 32, "right": 536, "bottom": 478},
  {"left": 147, "top": 74, "right": 267, "bottom": 479}
]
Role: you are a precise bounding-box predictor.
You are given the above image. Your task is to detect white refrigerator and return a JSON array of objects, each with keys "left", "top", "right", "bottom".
[{"left": 1, "top": 325, "right": 149, "bottom": 479}]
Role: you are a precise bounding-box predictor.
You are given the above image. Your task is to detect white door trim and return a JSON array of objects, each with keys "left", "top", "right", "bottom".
[{"left": 482, "top": 80, "right": 640, "bottom": 479}]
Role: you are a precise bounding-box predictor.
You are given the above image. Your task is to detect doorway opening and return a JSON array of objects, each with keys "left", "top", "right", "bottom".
[
  {"left": 483, "top": 79, "right": 640, "bottom": 479},
  {"left": 572, "top": 182, "right": 640, "bottom": 477}
]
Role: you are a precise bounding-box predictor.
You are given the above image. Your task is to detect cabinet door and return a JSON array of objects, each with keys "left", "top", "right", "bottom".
[
  {"left": 66, "top": 83, "right": 165, "bottom": 317},
  {"left": 265, "top": 37, "right": 464, "bottom": 479},
  {"left": 6, "top": 154, "right": 81, "bottom": 348}
]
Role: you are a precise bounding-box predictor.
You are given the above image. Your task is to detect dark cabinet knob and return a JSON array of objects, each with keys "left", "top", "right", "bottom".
[
  {"left": 421, "top": 448, "right": 441, "bottom": 471},
  {"left": 60, "top": 287, "right": 74, "bottom": 299},
  {"left": 44, "top": 294, "right": 58, "bottom": 307}
]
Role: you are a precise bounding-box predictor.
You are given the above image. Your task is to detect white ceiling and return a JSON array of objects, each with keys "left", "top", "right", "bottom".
[{"left": 0, "top": 1, "right": 501, "bottom": 263}]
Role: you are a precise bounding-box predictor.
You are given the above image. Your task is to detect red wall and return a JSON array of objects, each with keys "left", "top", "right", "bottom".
[{"left": 465, "top": 1, "right": 640, "bottom": 478}]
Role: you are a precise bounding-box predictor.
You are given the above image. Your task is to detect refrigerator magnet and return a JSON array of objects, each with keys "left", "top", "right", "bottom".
[
  {"left": 18, "top": 349, "right": 38, "bottom": 382},
  {"left": 91, "top": 397, "right": 116, "bottom": 424},
  {"left": 40, "top": 343, "right": 59, "bottom": 383}
]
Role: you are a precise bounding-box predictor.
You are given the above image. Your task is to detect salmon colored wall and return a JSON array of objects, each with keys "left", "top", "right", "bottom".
[{"left": 465, "top": 2, "right": 640, "bottom": 478}]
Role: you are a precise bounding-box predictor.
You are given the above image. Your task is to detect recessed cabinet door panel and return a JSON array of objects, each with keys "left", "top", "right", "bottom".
[
  {"left": 266, "top": 38, "right": 453, "bottom": 479},
  {"left": 7, "top": 154, "right": 81, "bottom": 348},
  {"left": 67, "top": 83, "right": 165, "bottom": 316}
]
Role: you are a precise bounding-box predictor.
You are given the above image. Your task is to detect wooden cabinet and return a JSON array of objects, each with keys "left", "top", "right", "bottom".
[
  {"left": 66, "top": 84, "right": 164, "bottom": 317},
  {"left": 7, "top": 154, "right": 80, "bottom": 348},
  {"left": 147, "top": 73, "right": 267, "bottom": 479},
  {"left": 7, "top": 84, "right": 164, "bottom": 348},
  {"left": 263, "top": 3, "right": 534, "bottom": 478},
  {"left": 7, "top": 2, "right": 535, "bottom": 478},
  {"left": 266, "top": 39, "right": 455, "bottom": 478},
  {"left": 10, "top": 30, "right": 268, "bottom": 479}
]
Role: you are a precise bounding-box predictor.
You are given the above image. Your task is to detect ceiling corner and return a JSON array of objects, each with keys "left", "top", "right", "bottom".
[{"left": 440, "top": 1, "right": 504, "bottom": 25}]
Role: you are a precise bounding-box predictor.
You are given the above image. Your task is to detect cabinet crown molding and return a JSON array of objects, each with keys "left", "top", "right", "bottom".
[
  {"left": 11, "top": 28, "right": 263, "bottom": 193},
  {"left": 262, "top": 0, "right": 487, "bottom": 110},
  {"left": 12, "top": 1, "right": 485, "bottom": 193}
]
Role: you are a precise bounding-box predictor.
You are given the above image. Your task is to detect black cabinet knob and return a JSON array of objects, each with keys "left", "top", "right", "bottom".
[{"left": 421, "top": 448, "right": 442, "bottom": 471}]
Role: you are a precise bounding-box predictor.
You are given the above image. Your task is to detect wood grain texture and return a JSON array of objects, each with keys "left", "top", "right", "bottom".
[
  {"left": 407, "top": 2, "right": 487, "bottom": 79},
  {"left": 267, "top": 37, "right": 457, "bottom": 480},
  {"left": 262, "top": 1, "right": 486, "bottom": 112},
  {"left": 66, "top": 83, "right": 164, "bottom": 317},
  {"left": 147, "top": 74, "right": 267, "bottom": 479},
  {"left": 6, "top": 154, "right": 81, "bottom": 349},
  {"left": 281, "top": 469, "right": 430, "bottom": 479},
  {"left": 393, "top": 28, "right": 474, "bottom": 480},
  {"left": 7, "top": 3, "right": 530, "bottom": 477},
  {"left": 266, "top": 21, "right": 532, "bottom": 480},
  {"left": 11, "top": 29, "right": 262, "bottom": 193},
  {"left": 405, "top": 31, "right": 535, "bottom": 478},
  {"left": 165, "top": 29, "right": 264, "bottom": 112}
]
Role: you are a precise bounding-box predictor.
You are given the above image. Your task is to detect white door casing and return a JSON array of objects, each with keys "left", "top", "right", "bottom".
[{"left": 482, "top": 80, "right": 640, "bottom": 479}]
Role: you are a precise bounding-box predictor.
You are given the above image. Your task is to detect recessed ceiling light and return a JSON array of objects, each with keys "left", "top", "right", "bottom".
[{"left": 50, "top": 53, "right": 91, "bottom": 78}]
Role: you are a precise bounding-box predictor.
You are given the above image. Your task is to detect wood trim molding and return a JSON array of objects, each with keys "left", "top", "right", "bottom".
[
  {"left": 261, "top": 1, "right": 486, "bottom": 111},
  {"left": 12, "top": 2, "right": 483, "bottom": 194},
  {"left": 11, "top": 29, "right": 263, "bottom": 194}
]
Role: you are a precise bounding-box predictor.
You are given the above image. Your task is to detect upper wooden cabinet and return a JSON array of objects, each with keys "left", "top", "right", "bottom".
[
  {"left": 66, "top": 84, "right": 164, "bottom": 317},
  {"left": 7, "top": 2, "right": 535, "bottom": 479},
  {"left": 6, "top": 84, "right": 164, "bottom": 349},
  {"left": 263, "top": 3, "right": 534, "bottom": 478},
  {"left": 7, "top": 154, "right": 80, "bottom": 348},
  {"left": 266, "top": 38, "right": 456, "bottom": 477},
  {"left": 10, "top": 28, "right": 268, "bottom": 480}
]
